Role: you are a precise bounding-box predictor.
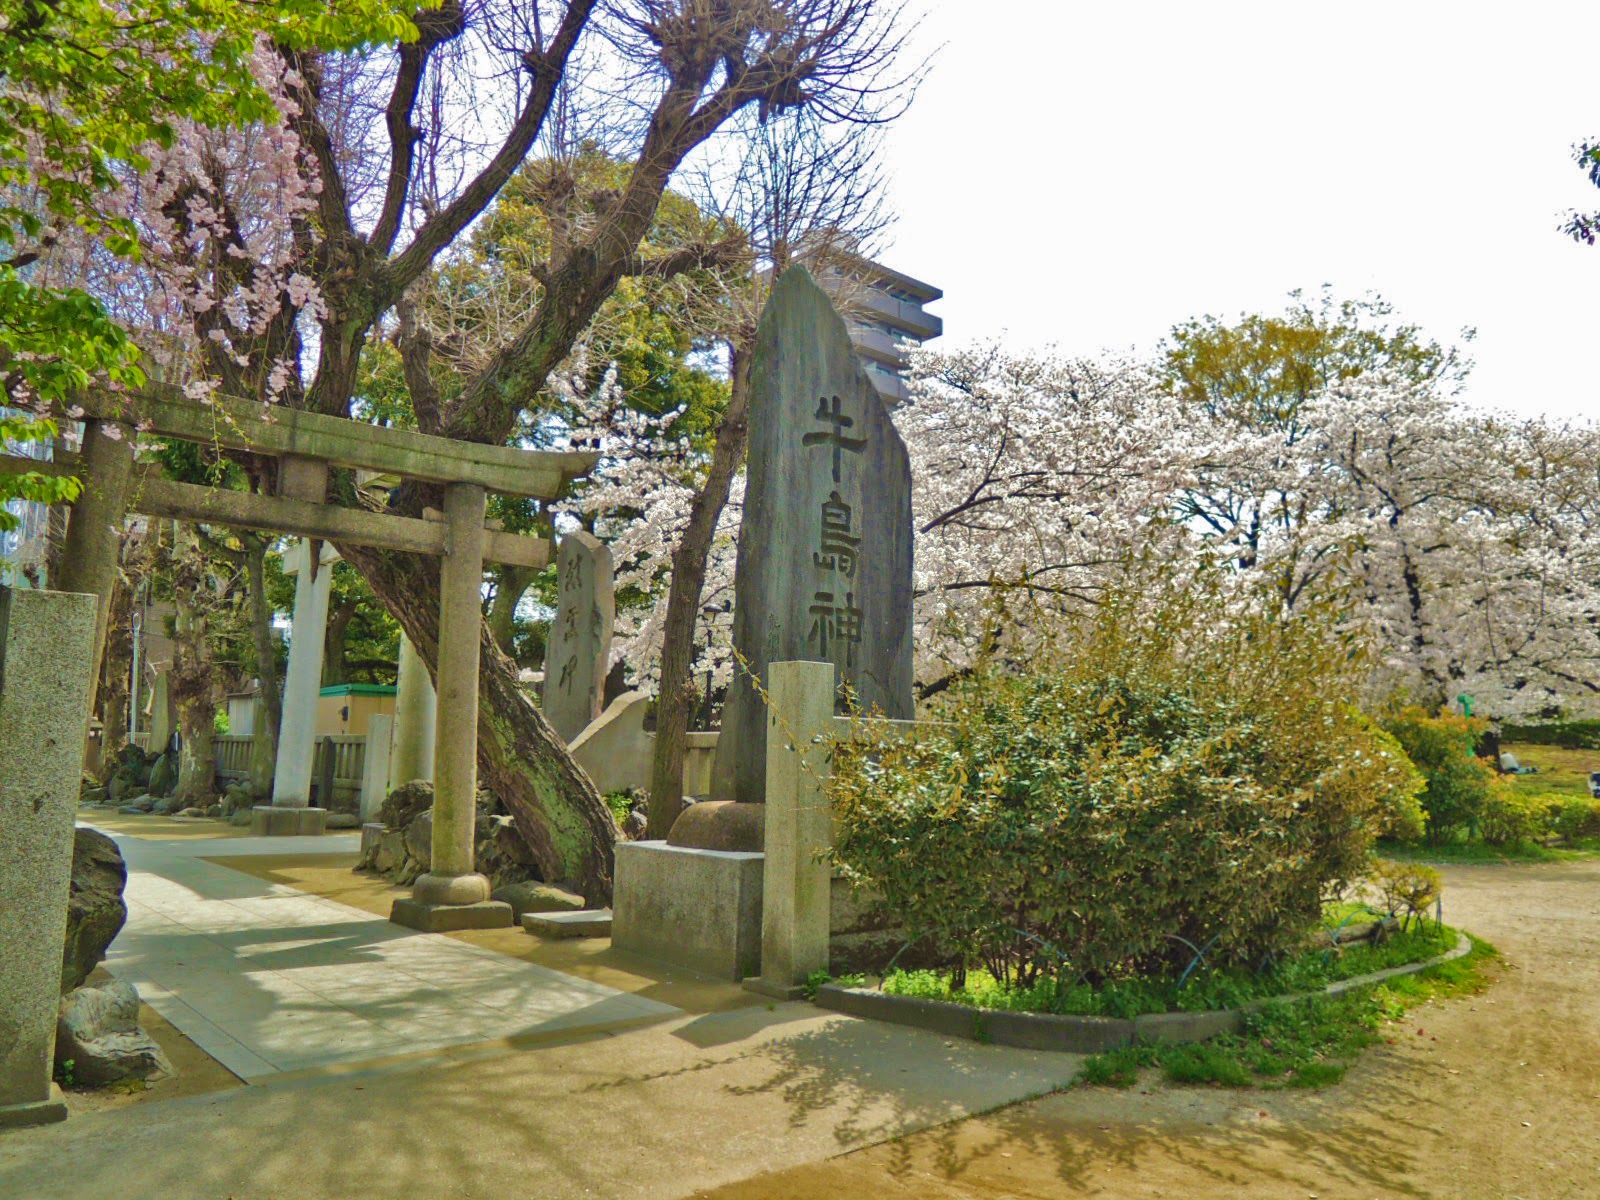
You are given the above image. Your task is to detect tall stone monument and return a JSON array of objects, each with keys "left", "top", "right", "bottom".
[
  {"left": 709, "top": 266, "right": 914, "bottom": 808},
  {"left": 542, "top": 530, "right": 615, "bottom": 743},
  {"left": 0, "top": 585, "right": 97, "bottom": 1128}
]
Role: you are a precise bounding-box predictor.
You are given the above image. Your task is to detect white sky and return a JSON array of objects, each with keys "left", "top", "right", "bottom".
[{"left": 876, "top": 1, "right": 1599, "bottom": 421}]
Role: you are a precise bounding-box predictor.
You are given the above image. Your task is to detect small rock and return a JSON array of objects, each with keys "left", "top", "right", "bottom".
[
  {"left": 491, "top": 881, "right": 586, "bottom": 921},
  {"left": 176, "top": 806, "right": 207, "bottom": 819},
  {"left": 206, "top": 804, "right": 224, "bottom": 819},
  {"left": 56, "top": 980, "right": 173, "bottom": 1087},
  {"left": 123, "top": 794, "right": 155, "bottom": 813},
  {"left": 403, "top": 810, "right": 433, "bottom": 871},
  {"left": 149, "top": 796, "right": 179, "bottom": 816},
  {"left": 229, "top": 808, "right": 254, "bottom": 827},
  {"left": 325, "top": 812, "right": 361, "bottom": 829}
]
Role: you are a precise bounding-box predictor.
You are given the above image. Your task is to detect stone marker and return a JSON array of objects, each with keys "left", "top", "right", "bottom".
[
  {"left": 710, "top": 265, "right": 914, "bottom": 806},
  {"left": 0, "top": 586, "right": 97, "bottom": 1128},
  {"left": 542, "top": 530, "right": 614, "bottom": 743}
]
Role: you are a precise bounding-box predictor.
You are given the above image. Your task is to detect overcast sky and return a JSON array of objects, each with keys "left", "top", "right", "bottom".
[{"left": 874, "top": 2, "right": 1598, "bottom": 421}]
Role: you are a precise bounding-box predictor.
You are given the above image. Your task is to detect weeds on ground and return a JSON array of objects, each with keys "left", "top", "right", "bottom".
[
  {"left": 1076, "top": 934, "right": 1498, "bottom": 1092},
  {"left": 877, "top": 922, "right": 1459, "bottom": 1019}
]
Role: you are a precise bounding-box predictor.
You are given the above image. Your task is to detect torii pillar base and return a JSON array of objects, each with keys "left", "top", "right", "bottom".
[{"left": 250, "top": 806, "right": 329, "bottom": 837}]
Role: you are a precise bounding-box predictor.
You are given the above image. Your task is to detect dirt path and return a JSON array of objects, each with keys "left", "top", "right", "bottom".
[{"left": 698, "top": 860, "right": 1600, "bottom": 1200}]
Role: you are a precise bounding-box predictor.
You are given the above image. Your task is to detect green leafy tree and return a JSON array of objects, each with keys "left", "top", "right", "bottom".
[{"left": 0, "top": 0, "right": 421, "bottom": 524}]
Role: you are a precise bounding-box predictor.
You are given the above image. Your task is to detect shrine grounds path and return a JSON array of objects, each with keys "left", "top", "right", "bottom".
[
  {"left": 699, "top": 858, "right": 1600, "bottom": 1200},
  {"left": 3, "top": 819, "right": 1598, "bottom": 1199}
]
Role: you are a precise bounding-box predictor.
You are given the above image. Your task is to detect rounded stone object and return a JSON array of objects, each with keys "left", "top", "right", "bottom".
[
  {"left": 412, "top": 872, "right": 491, "bottom": 906},
  {"left": 666, "top": 800, "right": 765, "bottom": 852}
]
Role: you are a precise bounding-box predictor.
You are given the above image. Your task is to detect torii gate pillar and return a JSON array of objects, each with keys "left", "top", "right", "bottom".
[{"left": 391, "top": 484, "right": 511, "bottom": 930}]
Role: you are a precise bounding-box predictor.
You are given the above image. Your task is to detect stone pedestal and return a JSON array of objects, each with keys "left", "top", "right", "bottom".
[
  {"left": 0, "top": 586, "right": 97, "bottom": 1129},
  {"left": 249, "top": 805, "right": 329, "bottom": 837},
  {"left": 390, "top": 898, "right": 513, "bottom": 932},
  {"left": 612, "top": 841, "right": 764, "bottom": 981}
]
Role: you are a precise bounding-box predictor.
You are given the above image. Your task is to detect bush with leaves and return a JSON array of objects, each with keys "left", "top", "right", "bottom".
[
  {"left": 827, "top": 569, "right": 1420, "bottom": 991},
  {"left": 1477, "top": 787, "right": 1555, "bottom": 848},
  {"left": 1379, "top": 707, "right": 1496, "bottom": 844}
]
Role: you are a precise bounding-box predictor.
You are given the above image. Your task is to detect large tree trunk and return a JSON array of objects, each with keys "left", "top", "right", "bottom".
[
  {"left": 244, "top": 536, "right": 282, "bottom": 799},
  {"left": 322, "top": 596, "right": 359, "bottom": 686},
  {"left": 170, "top": 529, "right": 218, "bottom": 806},
  {"left": 337, "top": 541, "right": 617, "bottom": 903},
  {"left": 647, "top": 347, "right": 753, "bottom": 838}
]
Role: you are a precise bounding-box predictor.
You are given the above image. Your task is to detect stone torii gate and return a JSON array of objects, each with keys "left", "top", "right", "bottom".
[{"left": 5, "top": 383, "right": 595, "bottom": 931}]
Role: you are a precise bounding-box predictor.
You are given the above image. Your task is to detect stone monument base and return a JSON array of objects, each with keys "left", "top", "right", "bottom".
[
  {"left": 389, "top": 898, "right": 514, "bottom": 932},
  {"left": 250, "top": 805, "right": 328, "bottom": 836},
  {"left": 612, "top": 841, "right": 763, "bottom": 980},
  {"left": 0, "top": 1086, "right": 68, "bottom": 1130},
  {"left": 666, "top": 801, "right": 765, "bottom": 853}
]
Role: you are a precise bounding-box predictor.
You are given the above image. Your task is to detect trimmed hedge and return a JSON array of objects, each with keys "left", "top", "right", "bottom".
[{"left": 1501, "top": 720, "right": 1600, "bottom": 750}]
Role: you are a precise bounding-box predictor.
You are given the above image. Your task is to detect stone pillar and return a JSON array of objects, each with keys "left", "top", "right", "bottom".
[
  {"left": 255, "top": 539, "right": 335, "bottom": 836},
  {"left": 388, "top": 634, "right": 436, "bottom": 786},
  {"left": 146, "top": 669, "right": 175, "bottom": 753},
  {"left": 0, "top": 586, "right": 97, "bottom": 1128},
  {"left": 748, "top": 660, "right": 836, "bottom": 999},
  {"left": 541, "top": 531, "right": 614, "bottom": 743},
  {"left": 360, "top": 713, "right": 393, "bottom": 822},
  {"left": 391, "top": 484, "right": 511, "bottom": 930},
  {"left": 54, "top": 418, "right": 134, "bottom": 722}
]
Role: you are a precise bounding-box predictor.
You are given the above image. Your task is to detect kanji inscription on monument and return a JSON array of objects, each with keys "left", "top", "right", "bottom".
[
  {"left": 710, "top": 266, "right": 914, "bottom": 804},
  {"left": 542, "top": 530, "right": 614, "bottom": 743}
]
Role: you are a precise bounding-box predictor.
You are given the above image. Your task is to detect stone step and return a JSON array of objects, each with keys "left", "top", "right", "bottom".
[{"left": 522, "top": 908, "right": 613, "bottom": 939}]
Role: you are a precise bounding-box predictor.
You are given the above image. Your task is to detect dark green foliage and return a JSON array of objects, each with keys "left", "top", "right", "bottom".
[
  {"left": 1380, "top": 707, "right": 1497, "bottom": 843},
  {"left": 1501, "top": 720, "right": 1600, "bottom": 750},
  {"left": 830, "top": 571, "right": 1418, "bottom": 990}
]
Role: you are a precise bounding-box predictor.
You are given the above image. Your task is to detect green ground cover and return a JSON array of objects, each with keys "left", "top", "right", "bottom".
[
  {"left": 874, "top": 919, "right": 1458, "bottom": 1020},
  {"left": 1077, "top": 934, "right": 1497, "bottom": 1090}
]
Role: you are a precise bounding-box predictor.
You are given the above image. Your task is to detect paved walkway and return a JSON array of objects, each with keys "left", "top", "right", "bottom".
[{"left": 89, "top": 825, "right": 677, "bottom": 1078}]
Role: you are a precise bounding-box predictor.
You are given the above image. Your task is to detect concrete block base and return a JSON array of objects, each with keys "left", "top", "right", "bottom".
[
  {"left": 521, "top": 909, "right": 613, "bottom": 939},
  {"left": 250, "top": 806, "right": 328, "bottom": 837},
  {"left": 742, "top": 976, "right": 805, "bottom": 1001},
  {"left": 0, "top": 1086, "right": 68, "bottom": 1129},
  {"left": 612, "top": 841, "right": 763, "bottom": 980},
  {"left": 389, "top": 898, "right": 513, "bottom": 932}
]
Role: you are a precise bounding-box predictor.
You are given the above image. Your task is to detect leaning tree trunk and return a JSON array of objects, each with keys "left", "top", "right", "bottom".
[
  {"left": 243, "top": 535, "right": 282, "bottom": 799},
  {"left": 647, "top": 347, "right": 752, "bottom": 838},
  {"left": 170, "top": 531, "right": 219, "bottom": 806},
  {"left": 336, "top": 540, "right": 617, "bottom": 903}
]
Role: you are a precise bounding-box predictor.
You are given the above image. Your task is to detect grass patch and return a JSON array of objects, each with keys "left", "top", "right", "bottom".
[
  {"left": 878, "top": 921, "right": 1459, "bottom": 1019},
  {"left": 1076, "top": 934, "right": 1498, "bottom": 1091},
  {"left": 1500, "top": 743, "right": 1599, "bottom": 799},
  {"left": 1378, "top": 837, "right": 1600, "bottom": 864}
]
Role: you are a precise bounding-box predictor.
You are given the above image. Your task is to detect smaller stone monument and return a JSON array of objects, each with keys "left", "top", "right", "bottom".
[{"left": 542, "top": 531, "right": 614, "bottom": 743}]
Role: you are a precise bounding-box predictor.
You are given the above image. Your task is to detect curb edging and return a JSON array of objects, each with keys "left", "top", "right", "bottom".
[{"left": 815, "top": 932, "right": 1474, "bottom": 1054}]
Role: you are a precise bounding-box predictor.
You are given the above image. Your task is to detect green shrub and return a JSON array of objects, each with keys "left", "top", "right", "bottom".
[
  {"left": 828, "top": 570, "right": 1419, "bottom": 990},
  {"left": 1379, "top": 707, "right": 1496, "bottom": 843},
  {"left": 1500, "top": 720, "right": 1600, "bottom": 750},
  {"left": 1544, "top": 793, "right": 1600, "bottom": 841},
  {"left": 1478, "top": 786, "right": 1555, "bottom": 847},
  {"left": 1367, "top": 859, "right": 1442, "bottom": 930}
]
